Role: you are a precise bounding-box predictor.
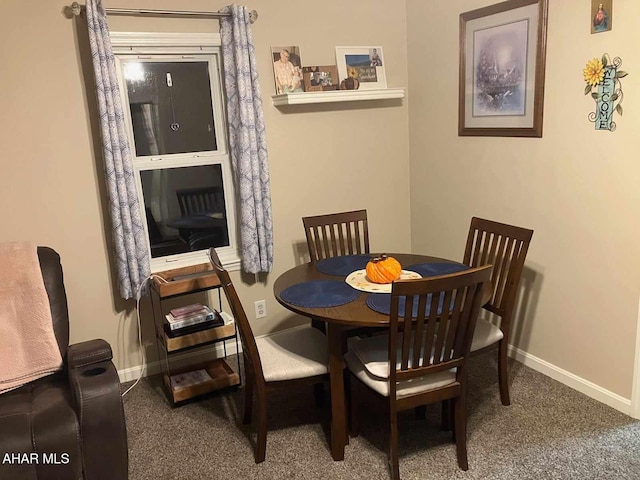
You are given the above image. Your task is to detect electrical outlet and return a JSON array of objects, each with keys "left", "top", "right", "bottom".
[{"left": 255, "top": 300, "right": 267, "bottom": 319}]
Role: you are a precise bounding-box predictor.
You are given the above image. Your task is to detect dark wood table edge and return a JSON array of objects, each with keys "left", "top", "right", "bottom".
[{"left": 273, "top": 254, "right": 466, "bottom": 461}]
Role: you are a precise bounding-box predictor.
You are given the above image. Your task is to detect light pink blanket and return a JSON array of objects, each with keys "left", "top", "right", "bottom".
[{"left": 0, "top": 242, "right": 63, "bottom": 394}]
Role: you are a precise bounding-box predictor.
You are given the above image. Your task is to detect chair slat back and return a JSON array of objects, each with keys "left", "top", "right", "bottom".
[
  {"left": 388, "top": 266, "right": 492, "bottom": 393},
  {"left": 463, "top": 218, "right": 533, "bottom": 322},
  {"left": 209, "top": 248, "right": 265, "bottom": 386},
  {"left": 177, "top": 186, "right": 224, "bottom": 215},
  {"left": 302, "top": 209, "right": 369, "bottom": 262}
]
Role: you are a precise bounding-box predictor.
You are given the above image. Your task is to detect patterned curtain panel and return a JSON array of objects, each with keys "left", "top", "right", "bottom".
[
  {"left": 220, "top": 5, "right": 274, "bottom": 274},
  {"left": 86, "top": 0, "right": 150, "bottom": 299}
]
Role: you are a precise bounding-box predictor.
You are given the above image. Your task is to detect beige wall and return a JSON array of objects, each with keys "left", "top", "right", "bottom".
[
  {"left": 7, "top": 0, "right": 633, "bottom": 403},
  {"left": 0, "top": 1, "right": 410, "bottom": 372},
  {"left": 407, "top": 0, "right": 640, "bottom": 398}
]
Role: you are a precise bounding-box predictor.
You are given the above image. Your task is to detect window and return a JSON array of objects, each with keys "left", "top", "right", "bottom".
[{"left": 111, "top": 33, "right": 239, "bottom": 272}]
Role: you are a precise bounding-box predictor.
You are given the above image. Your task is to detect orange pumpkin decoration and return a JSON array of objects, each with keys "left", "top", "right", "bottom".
[{"left": 365, "top": 254, "right": 402, "bottom": 284}]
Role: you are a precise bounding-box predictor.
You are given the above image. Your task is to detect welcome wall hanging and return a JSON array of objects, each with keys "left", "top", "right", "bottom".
[{"left": 583, "top": 54, "right": 627, "bottom": 131}]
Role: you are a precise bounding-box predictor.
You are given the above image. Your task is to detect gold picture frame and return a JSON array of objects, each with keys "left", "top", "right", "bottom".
[{"left": 459, "top": 0, "right": 549, "bottom": 137}]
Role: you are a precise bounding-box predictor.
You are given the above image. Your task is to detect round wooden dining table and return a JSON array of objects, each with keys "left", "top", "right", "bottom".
[{"left": 273, "top": 253, "right": 467, "bottom": 461}]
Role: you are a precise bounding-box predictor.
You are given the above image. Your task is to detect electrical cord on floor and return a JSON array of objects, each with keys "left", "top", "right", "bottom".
[{"left": 121, "top": 274, "right": 168, "bottom": 397}]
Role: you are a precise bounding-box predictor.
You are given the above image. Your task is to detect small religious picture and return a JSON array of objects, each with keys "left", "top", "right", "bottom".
[{"left": 591, "top": 0, "right": 612, "bottom": 34}]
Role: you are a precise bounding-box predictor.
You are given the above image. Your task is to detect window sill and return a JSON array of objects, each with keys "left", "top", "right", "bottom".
[
  {"left": 150, "top": 248, "right": 241, "bottom": 274},
  {"left": 271, "top": 88, "right": 405, "bottom": 106}
]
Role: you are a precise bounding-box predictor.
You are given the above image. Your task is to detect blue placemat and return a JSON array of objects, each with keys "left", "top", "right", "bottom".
[
  {"left": 366, "top": 293, "right": 450, "bottom": 317},
  {"left": 315, "top": 255, "right": 371, "bottom": 276},
  {"left": 405, "top": 262, "right": 469, "bottom": 278},
  {"left": 280, "top": 280, "right": 360, "bottom": 308}
]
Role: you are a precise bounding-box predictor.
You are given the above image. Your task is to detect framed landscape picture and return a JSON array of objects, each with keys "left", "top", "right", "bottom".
[
  {"left": 335, "top": 46, "right": 387, "bottom": 90},
  {"left": 271, "top": 46, "right": 304, "bottom": 94},
  {"left": 302, "top": 65, "right": 339, "bottom": 92},
  {"left": 459, "top": 0, "right": 549, "bottom": 137}
]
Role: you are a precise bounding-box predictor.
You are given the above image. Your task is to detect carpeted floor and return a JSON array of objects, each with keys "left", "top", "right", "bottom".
[{"left": 123, "top": 354, "right": 640, "bottom": 480}]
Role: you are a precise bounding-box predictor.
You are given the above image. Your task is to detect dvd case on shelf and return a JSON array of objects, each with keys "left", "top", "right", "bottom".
[
  {"left": 169, "top": 303, "right": 205, "bottom": 318},
  {"left": 164, "top": 319, "right": 222, "bottom": 338},
  {"left": 165, "top": 305, "right": 218, "bottom": 331}
]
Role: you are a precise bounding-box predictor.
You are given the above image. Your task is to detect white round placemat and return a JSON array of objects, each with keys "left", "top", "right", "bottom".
[{"left": 345, "top": 269, "right": 422, "bottom": 293}]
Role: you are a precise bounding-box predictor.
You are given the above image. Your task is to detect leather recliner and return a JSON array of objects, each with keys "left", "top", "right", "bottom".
[{"left": 0, "top": 247, "right": 128, "bottom": 480}]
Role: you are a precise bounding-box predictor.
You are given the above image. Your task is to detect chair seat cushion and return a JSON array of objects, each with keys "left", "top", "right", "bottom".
[
  {"left": 350, "top": 334, "right": 395, "bottom": 378},
  {"left": 345, "top": 350, "right": 456, "bottom": 398},
  {"left": 350, "top": 333, "right": 433, "bottom": 379},
  {"left": 471, "top": 318, "right": 504, "bottom": 352},
  {"left": 0, "top": 373, "right": 82, "bottom": 479},
  {"left": 257, "top": 325, "right": 329, "bottom": 382}
]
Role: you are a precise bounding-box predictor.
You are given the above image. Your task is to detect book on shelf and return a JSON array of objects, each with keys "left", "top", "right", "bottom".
[
  {"left": 169, "top": 303, "right": 205, "bottom": 318},
  {"left": 170, "top": 369, "right": 213, "bottom": 391},
  {"left": 165, "top": 305, "right": 221, "bottom": 331}
]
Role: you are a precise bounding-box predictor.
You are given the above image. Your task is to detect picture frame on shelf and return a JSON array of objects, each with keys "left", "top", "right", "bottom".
[
  {"left": 335, "top": 46, "right": 387, "bottom": 90},
  {"left": 271, "top": 45, "right": 304, "bottom": 94},
  {"left": 302, "top": 65, "right": 340, "bottom": 92},
  {"left": 459, "top": 0, "right": 549, "bottom": 137}
]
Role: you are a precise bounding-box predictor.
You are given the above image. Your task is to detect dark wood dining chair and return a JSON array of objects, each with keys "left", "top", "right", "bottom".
[
  {"left": 302, "top": 209, "right": 370, "bottom": 334},
  {"left": 346, "top": 266, "right": 492, "bottom": 480},
  {"left": 176, "top": 186, "right": 228, "bottom": 248},
  {"left": 176, "top": 186, "right": 224, "bottom": 216},
  {"left": 464, "top": 217, "right": 534, "bottom": 405},
  {"left": 302, "top": 209, "right": 369, "bottom": 262},
  {"left": 208, "top": 248, "right": 329, "bottom": 463}
]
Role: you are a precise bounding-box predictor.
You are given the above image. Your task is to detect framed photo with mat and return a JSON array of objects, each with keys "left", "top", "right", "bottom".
[{"left": 335, "top": 46, "right": 387, "bottom": 90}]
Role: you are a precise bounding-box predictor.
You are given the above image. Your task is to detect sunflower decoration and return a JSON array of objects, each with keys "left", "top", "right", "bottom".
[
  {"left": 347, "top": 66, "right": 359, "bottom": 79},
  {"left": 583, "top": 53, "right": 628, "bottom": 130},
  {"left": 583, "top": 57, "right": 605, "bottom": 92}
]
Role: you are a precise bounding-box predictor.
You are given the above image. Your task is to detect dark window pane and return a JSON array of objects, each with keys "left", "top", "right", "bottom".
[
  {"left": 124, "top": 61, "right": 217, "bottom": 156},
  {"left": 141, "top": 165, "right": 229, "bottom": 258}
]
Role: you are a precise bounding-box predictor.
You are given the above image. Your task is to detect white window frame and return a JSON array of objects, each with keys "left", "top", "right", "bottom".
[{"left": 111, "top": 32, "right": 240, "bottom": 272}]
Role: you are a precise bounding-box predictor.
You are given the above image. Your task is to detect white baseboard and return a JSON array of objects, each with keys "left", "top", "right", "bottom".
[
  {"left": 118, "top": 339, "right": 241, "bottom": 384},
  {"left": 508, "top": 345, "right": 632, "bottom": 416},
  {"left": 631, "top": 298, "right": 640, "bottom": 419},
  {"left": 117, "top": 331, "right": 633, "bottom": 417}
]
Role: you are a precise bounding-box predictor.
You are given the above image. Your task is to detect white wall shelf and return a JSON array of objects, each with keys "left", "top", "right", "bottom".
[{"left": 272, "top": 88, "right": 405, "bottom": 106}]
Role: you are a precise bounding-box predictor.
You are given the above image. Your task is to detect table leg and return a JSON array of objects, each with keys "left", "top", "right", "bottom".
[{"left": 327, "top": 323, "right": 346, "bottom": 461}]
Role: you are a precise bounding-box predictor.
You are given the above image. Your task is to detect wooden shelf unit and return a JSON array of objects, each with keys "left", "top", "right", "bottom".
[
  {"left": 163, "top": 358, "right": 240, "bottom": 404},
  {"left": 162, "top": 321, "right": 236, "bottom": 353},
  {"left": 151, "top": 263, "right": 221, "bottom": 298},
  {"left": 150, "top": 262, "right": 241, "bottom": 406}
]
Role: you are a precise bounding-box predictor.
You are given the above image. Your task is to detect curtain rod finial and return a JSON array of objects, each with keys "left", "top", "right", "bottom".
[
  {"left": 70, "top": 2, "right": 82, "bottom": 16},
  {"left": 249, "top": 10, "right": 258, "bottom": 24}
]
